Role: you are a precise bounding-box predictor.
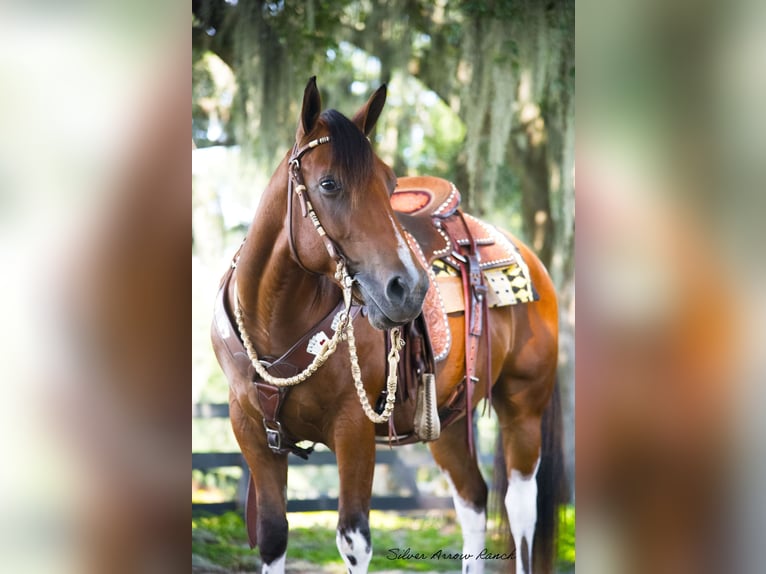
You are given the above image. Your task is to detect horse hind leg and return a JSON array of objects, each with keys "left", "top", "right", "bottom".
[
  {"left": 429, "top": 417, "right": 488, "bottom": 574},
  {"left": 505, "top": 454, "right": 540, "bottom": 574},
  {"left": 493, "top": 373, "right": 556, "bottom": 574}
]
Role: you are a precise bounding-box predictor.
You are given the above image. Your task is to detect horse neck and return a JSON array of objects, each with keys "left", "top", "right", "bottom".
[{"left": 235, "top": 159, "right": 340, "bottom": 356}]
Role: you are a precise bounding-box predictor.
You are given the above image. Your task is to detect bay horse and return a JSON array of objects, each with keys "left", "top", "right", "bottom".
[{"left": 211, "top": 77, "right": 565, "bottom": 574}]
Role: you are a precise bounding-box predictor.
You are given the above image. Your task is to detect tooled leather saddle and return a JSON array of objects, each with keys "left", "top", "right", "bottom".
[{"left": 389, "top": 176, "right": 522, "bottom": 453}]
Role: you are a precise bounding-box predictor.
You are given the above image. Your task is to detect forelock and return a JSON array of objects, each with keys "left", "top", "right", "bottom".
[{"left": 316, "top": 109, "right": 374, "bottom": 196}]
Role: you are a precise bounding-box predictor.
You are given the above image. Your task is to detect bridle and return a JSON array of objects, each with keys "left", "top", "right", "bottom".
[
  {"left": 286, "top": 136, "right": 340, "bottom": 275},
  {"left": 233, "top": 135, "right": 405, "bottom": 424}
]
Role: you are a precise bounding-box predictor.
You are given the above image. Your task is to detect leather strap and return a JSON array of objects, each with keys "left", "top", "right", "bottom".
[
  {"left": 252, "top": 298, "right": 360, "bottom": 459},
  {"left": 442, "top": 211, "right": 490, "bottom": 457},
  {"left": 286, "top": 137, "right": 340, "bottom": 274},
  {"left": 384, "top": 209, "right": 492, "bottom": 451},
  {"left": 213, "top": 263, "right": 252, "bottom": 377},
  {"left": 287, "top": 144, "right": 317, "bottom": 275},
  {"left": 286, "top": 150, "right": 314, "bottom": 275},
  {"left": 245, "top": 474, "right": 258, "bottom": 548}
]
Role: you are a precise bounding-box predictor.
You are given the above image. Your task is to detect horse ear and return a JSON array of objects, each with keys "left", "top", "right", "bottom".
[
  {"left": 297, "top": 76, "right": 322, "bottom": 142},
  {"left": 352, "top": 84, "right": 387, "bottom": 136}
]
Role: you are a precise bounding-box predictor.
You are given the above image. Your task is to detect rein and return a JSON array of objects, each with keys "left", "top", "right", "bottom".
[{"left": 234, "top": 136, "right": 405, "bottom": 425}]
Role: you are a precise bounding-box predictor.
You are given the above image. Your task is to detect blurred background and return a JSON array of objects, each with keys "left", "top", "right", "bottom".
[
  {"left": 577, "top": 0, "right": 766, "bottom": 572},
  {"left": 192, "top": 1, "right": 575, "bottom": 571}
]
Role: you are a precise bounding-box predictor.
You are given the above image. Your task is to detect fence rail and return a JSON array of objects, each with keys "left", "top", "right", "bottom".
[{"left": 193, "top": 403, "right": 455, "bottom": 515}]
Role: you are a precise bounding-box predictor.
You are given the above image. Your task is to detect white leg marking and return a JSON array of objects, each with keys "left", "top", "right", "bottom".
[
  {"left": 336, "top": 527, "right": 372, "bottom": 574},
  {"left": 505, "top": 457, "right": 540, "bottom": 574},
  {"left": 443, "top": 472, "right": 486, "bottom": 574},
  {"left": 261, "top": 551, "right": 285, "bottom": 574}
]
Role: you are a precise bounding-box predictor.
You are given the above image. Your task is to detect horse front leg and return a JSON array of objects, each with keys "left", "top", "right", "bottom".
[
  {"left": 229, "top": 397, "right": 289, "bottom": 574},
  {"left": 333, "top": 418, "right": 376, "bottom": 574}
]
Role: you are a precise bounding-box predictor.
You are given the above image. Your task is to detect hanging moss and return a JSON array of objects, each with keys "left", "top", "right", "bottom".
[
  {"left": 199, "top": 0, "right": 354, "bottom": 169},
  {"left": 192, "top": 0, "right": 573, "bottom": 251},
  {"left": 453, "top": 0, "right": 574, "bottom": 256}
]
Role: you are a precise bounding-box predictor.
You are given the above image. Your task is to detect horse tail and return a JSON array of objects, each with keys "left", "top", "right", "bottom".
[
  {"left": 535, "top": 378, "right": 569, "bottom": 571},
  {"left": 491, "top": 378, "right": 569, "bottom": 572},
  {"left": 490, "top": 430, "right": 509, "bottom": 540}
]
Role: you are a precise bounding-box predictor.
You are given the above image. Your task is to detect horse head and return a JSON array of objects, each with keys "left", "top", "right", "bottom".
[{"left": 286, "top": 77, "right": 429, "bottom": 330}]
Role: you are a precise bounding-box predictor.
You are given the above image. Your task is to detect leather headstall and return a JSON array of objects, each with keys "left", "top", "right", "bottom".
[{"left": 286, "top": 136, "right": 340, "bottom": 274}]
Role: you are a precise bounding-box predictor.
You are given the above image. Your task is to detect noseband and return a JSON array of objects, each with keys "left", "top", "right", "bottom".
[{"left": 286, "top": 136, "right": 341, "bottom": 275}]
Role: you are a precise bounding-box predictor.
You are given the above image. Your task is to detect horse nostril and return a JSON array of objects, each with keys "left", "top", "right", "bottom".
[{"left": 386, "top": 275, "right": 408, "bottom": 305}]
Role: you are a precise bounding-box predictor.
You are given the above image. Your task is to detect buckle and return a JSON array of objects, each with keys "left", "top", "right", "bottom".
[{"left": 263, "top": 420, "right": 283, "bottom": 452}]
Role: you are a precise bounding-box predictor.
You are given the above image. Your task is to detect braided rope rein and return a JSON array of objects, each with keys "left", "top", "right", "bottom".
[{"left": 234, "top": 260, "right": 404, "bottom": 424}]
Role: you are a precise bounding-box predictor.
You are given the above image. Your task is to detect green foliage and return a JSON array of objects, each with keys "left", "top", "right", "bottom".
[
  {"left": 557, "top": 504, "right": 576, "bottom": 568},
  {"left": 460, "top": 0, "right": 519, "bottom": 21},
  {"left": 193, "top": 0, "right": 574, "bottom": 209},
  {"left": 194, "top": 511, "right": 247, "bottom": 543},
  {"left": 192, "top": 52, "right": 237, "bottom": 147}
]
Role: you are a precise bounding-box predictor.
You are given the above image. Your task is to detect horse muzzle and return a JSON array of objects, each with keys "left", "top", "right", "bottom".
[{"left": 354, "top": 270, "right": 429, "bottom": 330}]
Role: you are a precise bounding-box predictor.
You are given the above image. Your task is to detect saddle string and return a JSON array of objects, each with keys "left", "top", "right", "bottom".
[{"left": 236, "top": 134, "right": 405, "bottom": 423}]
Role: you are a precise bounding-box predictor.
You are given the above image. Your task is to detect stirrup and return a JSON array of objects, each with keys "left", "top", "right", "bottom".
[{"left": 414, "top": 373, "right": 440, "bottom": 441}]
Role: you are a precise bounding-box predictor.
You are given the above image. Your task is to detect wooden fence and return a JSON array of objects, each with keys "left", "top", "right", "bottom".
[{"left": 192, "top": 403, "right": 457, "bottom": 515}]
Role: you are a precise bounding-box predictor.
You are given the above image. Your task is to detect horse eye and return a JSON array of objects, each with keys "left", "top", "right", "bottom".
[{"left": 319, "top": 178, "right": 339, "bottom": 194}]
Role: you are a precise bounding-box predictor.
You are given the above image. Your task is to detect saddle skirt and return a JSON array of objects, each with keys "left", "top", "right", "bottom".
[{"left": 393, "top": 176, "right": 538, "bottom": 362}]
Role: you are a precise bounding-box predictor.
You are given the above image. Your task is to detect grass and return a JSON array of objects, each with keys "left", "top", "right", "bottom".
[
  {"left": 192, "top": 511, "right": 260, "bottom": 571},
  {"left": 192, "top": 506, "right": 575, "bottom": 572}
]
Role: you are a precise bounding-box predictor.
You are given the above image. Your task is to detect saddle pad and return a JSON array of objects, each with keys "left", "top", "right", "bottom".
[{"left": 434, "top": 263, "right": 538, "bottom": 314}]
